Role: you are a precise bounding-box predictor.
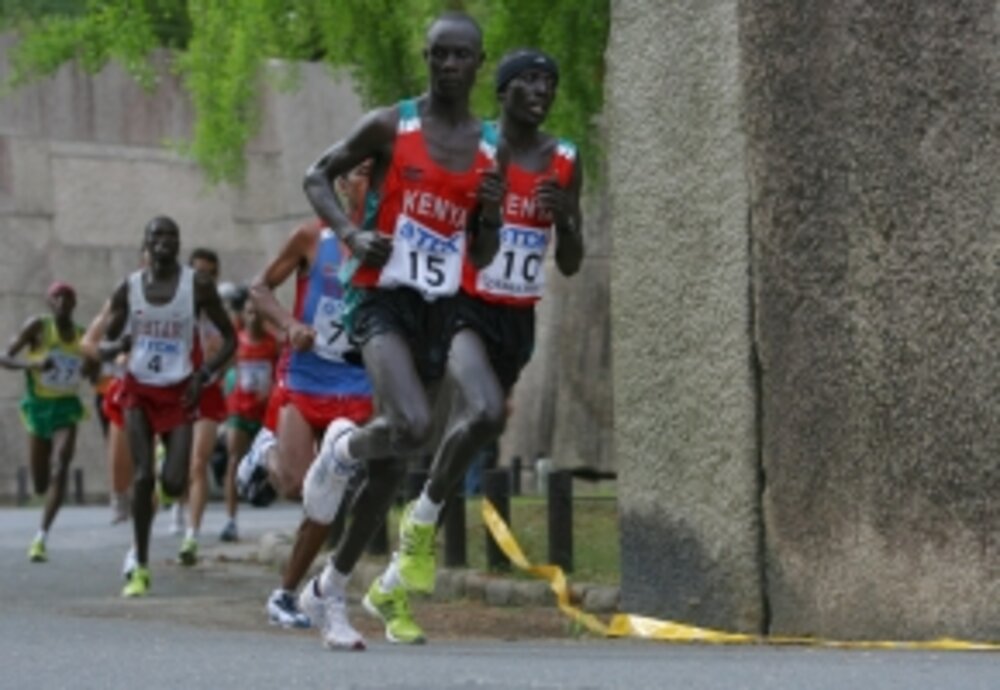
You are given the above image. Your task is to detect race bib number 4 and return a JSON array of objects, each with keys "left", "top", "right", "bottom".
[
  {"left": 477, "top": 224, "right": 549, "bottom": 299},
  {"left": 311, "top": 295, "right": 351, "bottom": 362},
  {"left": 133, "top": 336, "right": 186, "bottom": 380},
  {"left": 378, "top": 214, "right": 464, "bottom": 298},
  {"left": 39, "top": 352, "right": 82, "bottom": 392}
]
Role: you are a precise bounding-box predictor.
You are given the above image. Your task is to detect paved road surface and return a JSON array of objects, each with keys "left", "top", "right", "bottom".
[{"left": 0, "top": 505, "right": 994, "bottom": 689}]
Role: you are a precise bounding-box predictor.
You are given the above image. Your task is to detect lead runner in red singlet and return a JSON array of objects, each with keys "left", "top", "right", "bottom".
[
  {"left": 298, "top": 11, "right": 505, "bottom": 649},
  {"left": 369, "top": 48, "right": 585, "bottom": 641},
  {"left": 100, "top": 216, "right": 236, "bottom": 598}
]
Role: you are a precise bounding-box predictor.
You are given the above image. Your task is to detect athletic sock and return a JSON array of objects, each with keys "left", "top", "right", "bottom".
[
  {"left": 35, "top": 529, "right": 47, "bottom": 544},
  {"left": 185, "top": 527, "right": 199, "bottom": 541},
  {"left": 319, "top": 562, "right": 350, "bottom": 599},
  {"left": 333, "top": 431, "right": 356, "bottom": 466},
  {"left": 411, "top": 489, "right": 442, "bottom": 525},
  {"left": 379, "top": 553, "right": 404, "bottom": 593}
]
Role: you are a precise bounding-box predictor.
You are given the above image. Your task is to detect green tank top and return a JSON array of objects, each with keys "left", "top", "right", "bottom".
[{"left": 27, "top": 317, "right": 84, "bottom": 399}]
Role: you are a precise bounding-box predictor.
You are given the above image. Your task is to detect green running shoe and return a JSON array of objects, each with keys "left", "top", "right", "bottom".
[
  {"left": 397, "top": 503, "right": 436, "bottom": 593},
  {"left": 122, "top": 566, "right": 151, "bottom": 598},
  {"left": 28, "top": 537, "right": 46, "bottom": 563},
  {"left": 362, "top": 580, "right": 426, "bottom": 644},
  {"left": 178, "top": 537, "right": 198, "bottom": 566}
]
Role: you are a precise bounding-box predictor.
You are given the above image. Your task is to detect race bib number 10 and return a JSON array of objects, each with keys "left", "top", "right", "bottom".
[
  {"left": 477, "top": 224, "right": 549, "bottom": 299},
  {"left": 378, "top": 214, "right": 464, "bottom": 298}
]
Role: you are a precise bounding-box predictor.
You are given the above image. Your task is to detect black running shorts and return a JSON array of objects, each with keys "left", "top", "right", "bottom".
[
  {"left": 450, "top": 291, "right": 536, "bottom": 392},
  {"left": 347, "top": 286, "right": 454, "bottom": 383}
]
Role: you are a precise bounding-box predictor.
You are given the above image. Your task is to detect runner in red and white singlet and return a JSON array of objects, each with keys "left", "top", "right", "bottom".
[
  {"left": 100, "top": 216, "right": 235, "bottom": 598},
  {"left": 297, "top": 12, "right": 504, "bottom": 650},
  {"left": 370, "top": 47, "right": 586, "bottom": 643}
]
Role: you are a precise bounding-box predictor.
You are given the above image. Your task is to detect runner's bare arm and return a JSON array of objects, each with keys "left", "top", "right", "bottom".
[
  {"left": 467, "top": 135, "right": 510, "bottom": 268},
  {"left": 251, "top": 223, "right": 316, "bottom": 330},
  {"left": 98, "top": 281, "right": 132, "bottom": 362},
  {"left": 194, "top": 273, "right": 237, "bottom": 381},
  {"left": 80, "top": 299, "right": 112, "bottom": 361},
  {"left": 0, "top": 316, "right": 44, "bottom": 370},
  {"left": 541, "top": 150, "right": 584, "bottom": 277},
  {"left": 303, "top": 107, "right": 397, "bottom": 267}
]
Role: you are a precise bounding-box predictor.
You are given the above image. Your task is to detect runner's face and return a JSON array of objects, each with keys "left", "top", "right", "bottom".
[
  {"left": 48, "top": 292, "right": 75, "bottom": 319},
  {"left": 424, "top": 21, "right": 482, "bottom": 101},
  {"left": 191, "top": 257, "right": 219, "bottom": 283},
  {"left": 146, "top": 224, "right": 180, "bottom": 264},
  {"left": 501, "top": 69, "right": 556, "bottom": 127}
]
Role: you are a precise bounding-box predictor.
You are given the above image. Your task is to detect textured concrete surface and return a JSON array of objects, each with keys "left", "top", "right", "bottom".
[
  {"left": 607, "top": 0, "right": 763, "bottom": 632},
  {"left": 742, "top": 0, "right": 1000, "bottom": 640}
]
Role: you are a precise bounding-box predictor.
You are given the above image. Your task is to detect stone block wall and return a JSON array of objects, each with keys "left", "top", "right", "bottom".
[{"left": 0, "top": 34, "right": 362, "bottom": 500}]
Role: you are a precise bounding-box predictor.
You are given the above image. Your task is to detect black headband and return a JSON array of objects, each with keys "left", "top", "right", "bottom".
[{"left": 495, "top": 50, "right": 559, "bottom": 93}]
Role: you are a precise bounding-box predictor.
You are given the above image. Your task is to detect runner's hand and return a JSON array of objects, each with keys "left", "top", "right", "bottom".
[
  {"left": 536, "top": 177, "right": 570, "bottom": 227},
  {"left": 477, "top": 136, "right": 510, "bottom": 226},
  {"left": 182, "top": 374, "right": 204, "bottom": 410},
  {"left": 345, "top": 228, "right": 393, "bottom": 268},
  {"left": 286, "top": 322, "right": 316, "bottom": 352}
]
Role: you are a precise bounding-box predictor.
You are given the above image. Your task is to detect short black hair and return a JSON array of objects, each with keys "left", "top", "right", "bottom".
[
  {"left": 188, "top": 247, "right": 219, "bottom": 269},
  {"left": 145, "top": 215, "right": 179, "bottom": 235},
  {"left": 426, "top": 11, "right": 483, "bottom": 44}
]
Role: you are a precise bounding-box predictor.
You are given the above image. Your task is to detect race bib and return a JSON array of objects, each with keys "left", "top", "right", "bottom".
[
  {"left": 476, "top": 224, "right": 549, "bottom": 299},
  {"left": 132, "top": 336, "right": 187, "bottom": 382},
  {"left": 378, "top": 214, "right": 464, "bottom": 298},
  {"left": 237, "top": 360, "right": 272, "bottom": 394},
  {"left": 311, "top": 295, "right": 351, "bottom": 362},
  {"left": 39, "top": 352, "right": 82, "bottom": 393}
]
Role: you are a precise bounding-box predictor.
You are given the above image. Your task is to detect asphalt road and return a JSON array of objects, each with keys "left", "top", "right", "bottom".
[{"left": 0, "top": 504, "right": 995, "bottom": 690}]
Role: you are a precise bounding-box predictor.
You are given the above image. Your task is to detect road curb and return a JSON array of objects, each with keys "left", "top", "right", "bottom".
[{"left": 207, "top": 530, "right": 620, "bottom": 614}]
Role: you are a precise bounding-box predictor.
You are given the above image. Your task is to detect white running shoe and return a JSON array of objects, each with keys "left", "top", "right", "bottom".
[
  {"left": 302, "top": 419, "right": 359, "bottom": 524},
  {"left": 298, "top": 576, "right": 326, "bottom": 628},
  {"left": 321, "top": 594, "right": 366, "bottom": 651},
  {"left": 121, "top": 547, "right": 137, "bottom": 581},
  {"left": 237, "top": 428, "right": 279, "bottom": 507},
  {"left": 168, "top": 502, "right": 186, "bottom": 536},
  {"left": 266, "top": 588, "right": 311, "bottom": 629},
  {"left": 237, "top": 428, "right": 276, "bottom": 489}
]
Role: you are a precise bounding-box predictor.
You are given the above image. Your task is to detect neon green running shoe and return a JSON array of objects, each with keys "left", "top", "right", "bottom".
[
  {"left": 397, "top": 503, "right": 436, "bottom": 593},
  {"left": 122, "top": 566, "right": 151, "bottom": 598},
  {"left": 28, "top": 537, "right": 47, "bottom": 563},
  {"left": 362, "top": 579, "right": 426, "bottom": 644},
  {"left": 178, "top": 537, "right": 198, "bottom": 566}
]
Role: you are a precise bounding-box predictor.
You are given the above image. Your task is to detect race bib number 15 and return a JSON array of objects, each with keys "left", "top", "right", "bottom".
[{"left": 378, "top": 214, "right": 464, "bottom": 298}]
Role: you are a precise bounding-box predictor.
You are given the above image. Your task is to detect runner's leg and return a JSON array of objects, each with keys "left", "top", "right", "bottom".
[{"left": 40, "top": 425, "right": 77, "bottom": 532}]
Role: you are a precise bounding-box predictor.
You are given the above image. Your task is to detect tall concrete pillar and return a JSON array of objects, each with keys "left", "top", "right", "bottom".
[
  {"left": 743, "top": 1, "right": 999, "bottom": 639},
  {"left": 609, "top": 0, "right": 999, "bottom": 640},
  {"left": 607, "top": 0, "right": 764, "bottom": 632}
]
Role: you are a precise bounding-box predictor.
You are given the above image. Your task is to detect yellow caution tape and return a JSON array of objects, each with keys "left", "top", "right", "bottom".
[{"left": 481, "top": 499, "right": 1000, "bottom": 651}]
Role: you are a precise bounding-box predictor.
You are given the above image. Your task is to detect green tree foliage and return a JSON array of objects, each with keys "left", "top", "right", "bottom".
[{"left": 1, "top": 0, "right": 608, "bottom": 184}]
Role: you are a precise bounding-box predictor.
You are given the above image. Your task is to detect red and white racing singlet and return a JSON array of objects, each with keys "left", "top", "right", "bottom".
[{"left": 126, "top": 266, "right": 196, "bottom": 386}]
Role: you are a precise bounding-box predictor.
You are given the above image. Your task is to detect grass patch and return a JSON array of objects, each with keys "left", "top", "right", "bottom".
[{"left": 384, "top": 486, "right": 620, "bottom": 586}]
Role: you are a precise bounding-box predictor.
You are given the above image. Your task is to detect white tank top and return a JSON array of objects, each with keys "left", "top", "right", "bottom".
[{"left": 127, "top": 266, "right": 196, "bottom": 385}]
